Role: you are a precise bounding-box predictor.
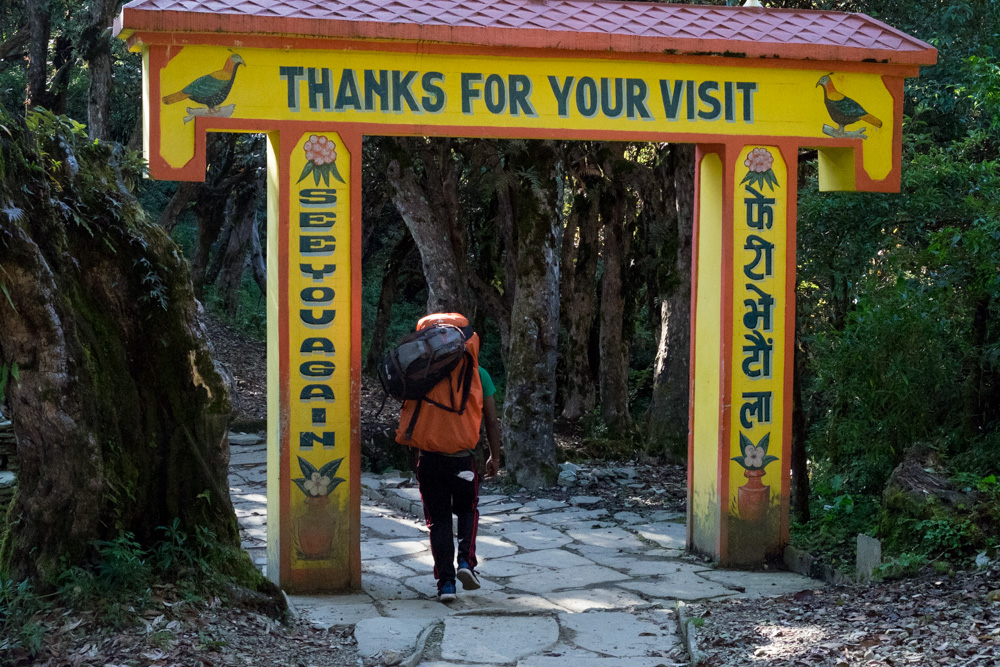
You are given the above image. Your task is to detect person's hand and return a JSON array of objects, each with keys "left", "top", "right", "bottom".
[{"left": 485, "top": 456, "right": 500, "bottom": 478}]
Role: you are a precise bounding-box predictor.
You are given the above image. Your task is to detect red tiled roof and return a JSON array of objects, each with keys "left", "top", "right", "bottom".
[{"left": 116, "top": 0, "right": 936, "bottom": 66}]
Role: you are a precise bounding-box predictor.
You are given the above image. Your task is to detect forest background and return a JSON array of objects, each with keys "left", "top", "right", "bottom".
[{"left": 0, "top": 0, "right": 998, "bottom": 614}]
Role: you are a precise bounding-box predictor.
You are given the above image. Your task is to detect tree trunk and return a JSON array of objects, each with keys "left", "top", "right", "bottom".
[
  {"left": 364, "top": 232, "right": 415, "bottom": 376},
  {"left": 386, "top": 139, "right": 469, "bottom": 314},
  {"left": 81, "top": 0, "right": 118, "bottom": 141},
  {"left": 646, "top": 144, "right": 695, "bottom": 459},
  {"left": 24, "top": 0, "right": 51, "bottom": 109},
  {"left": 158, "top": 181, "right": 200, "bottom": 232},
  {"left": 0, "top": 118, "right": 237, "bottom": 584},
  {"left": 503, "top": 144, "right": 563, "bottom": 489},
  {"left": 558, "top": 169, "right": 601, "bottom": 420},
  {"left": 598, "top": 150, "right": 634, "bottom": 439}
]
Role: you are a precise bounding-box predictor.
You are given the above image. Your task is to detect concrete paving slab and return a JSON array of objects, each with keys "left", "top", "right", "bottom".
[
  {"left": 633, "top": 522, "right": 687, "bottom": 549},
  {"left": 228, "top": 433, "right": 265, "bottom": 445},
  {"left": 565, "top": 545, "right": 639, "bottom": 569},
  {"left": 230, "top": 451, "right": 267, "bottom": 466},
  {"left": 477, "top": 494, "right": 508, "bottom": 505},
  {"left": 361, "top": 557, "right": 420, "bottom": 581},
  {"left": 617, "top": 572, "right": 735, "bottom": 601},
  {"left": 620, "top": 559, "right": 696, "bottom": 577},
  {"left": 361, "top": 573, "right": 423, "bottom": 600},
  {"left": 481, "top": 518, "right": 550, "bottom": 534},
  {"left": 476, "top": 558, "right": 550, "bottom": 578},
  {"left": 380, "top": 599, "right": 458, "bottom": 620},
  {"left": 698, "top": 569, "right": 821, "bottom": 598},
  {"left": 479, "top": 502, "right": 525, "bottom": 516},
  {"left": 569, "top": 496, "right": 602, "bottom": 506},
  {"left": 612, "top": 512, "right": 647, "bottom": 525},
  {"left": 559, "top": 611, "right": 678, "bottom": 657},
  {"left": 289, "top": 595, "right": 380, "bottom": 628},
  {"left": 499, "top": 549, "right": 594, "bottom": 569},
  {"left": 354, "top": 616, "right": 433, "bottom": 658},
  {"left": 643, "top": 548, "right": 688, "bottom": 560},
  {"left": 520, "top": 657, "right": 678, "bottom": 667},
  {"left": 360, "top": 538, "right": 428, "bottom": 560},
  {"left": 479, "top": 513, "right": 535, "bottom": 527},
  {"left": 506, "top": 564, "right": 630, "bottom": 594},
  {"left": 545, "top": 587, "right": 650, "bottom": 612},
  {"left": 390, "top": 487, "right": 423, "bottom": 502},
  {"left": 565, "top": 527, "right": 646, "bottom": 552},
  {"left": 442, "top": 615, "right": 559, "bottom": 663},
  {"left": 532, "top": 509, "right": 609, "bottom": 528},
  {"left": 473, "top": 535, "right": 519, "bottom": 559},
  {"left": 644, "top": 511, "right": 685, "bottom": 523},
  {"left": 453, "top": 590, "right": 566, "bottom": 613},
  {"left": 515, "top": 499, "right": 568, "bottom": 513},
  {"left": 499, "top": 526, "right": 573, "bottom": 551},
  {"left": 364, "top": 516, "right": 427, "bottom": 539},
  {"left": 398, "top": 551, "right": 437, "bottom": 571}
]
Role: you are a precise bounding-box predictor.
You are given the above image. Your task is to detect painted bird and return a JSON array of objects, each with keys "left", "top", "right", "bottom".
[
  {"left": 816, "top": 74, "right": 882, "bottom": 133},
  {"left": 162, "top": 54, "right": 245, "bottom": 109}
]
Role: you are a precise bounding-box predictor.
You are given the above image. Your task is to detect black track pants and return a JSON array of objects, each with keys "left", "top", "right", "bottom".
[{"left": 416, "top": 451, "right": 480, "bottom": 587}]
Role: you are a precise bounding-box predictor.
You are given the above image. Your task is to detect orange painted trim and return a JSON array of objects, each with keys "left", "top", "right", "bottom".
[
  {"left": 115, "top": 7, "right": 937, "bottom": 66},
  {"left": 780, "top": 142, "right": 799, "bottom": 548},
  {"left": 127, "top": 30, "right": 925, "bottom": 78},
  {"left": 277, "top": 130, "right": 293, "bottom": 588},
  {"left": 686, "top": 146, "right": 704, "bottom": 552},
  {"left": 149, "top": 115, "right": 900, "bottom": 191},
  {"left": 343, "top": 128, "right": 364, "bottom": 590},
  {"left": 717, "top": 142, "right": 736, "bottom": 565}
]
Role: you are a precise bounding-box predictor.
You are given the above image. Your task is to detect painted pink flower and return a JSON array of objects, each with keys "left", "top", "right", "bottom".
[
  {"left": 744, "top": 147, "right": 774, "bottom": 174},
  {"left": 304, "top": 135, "right": 337, "bottom": 166},
  {"left": 298, "top": 134, "right": 346, "bottom": 186}
]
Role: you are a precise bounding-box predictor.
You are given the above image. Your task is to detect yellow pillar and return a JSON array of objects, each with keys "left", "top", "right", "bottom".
[{"left": 689, "top": 142, "right": 796, "bottom": 566}]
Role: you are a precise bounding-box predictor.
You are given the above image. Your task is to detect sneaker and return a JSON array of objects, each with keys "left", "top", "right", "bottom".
[
  {"left": 457, "top": 561, "right": 481, "bottom": 591},
  {"left": 438, "top": 581, "right": 457, "bottom": 602}
]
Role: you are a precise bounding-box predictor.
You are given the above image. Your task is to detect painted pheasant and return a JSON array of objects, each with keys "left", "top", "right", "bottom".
[
  {"left": 816, "top": 74, "right": 882, "bottom": 134},
  {"left": 162, "top": 54, "right": 245, "bottom": 109}
]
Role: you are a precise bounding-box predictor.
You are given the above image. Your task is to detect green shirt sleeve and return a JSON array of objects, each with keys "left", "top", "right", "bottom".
[{"left": 478, "top": 366, "right": 496, "bottom": 399}]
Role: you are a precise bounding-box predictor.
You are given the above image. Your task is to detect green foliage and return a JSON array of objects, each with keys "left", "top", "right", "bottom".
[
  {"left": 0, "top": 578, "right": 48, "bottom": 654},
  {"left": 873, "top": 552, "right": 930, "bottom": 580},
  {"left": 1, "top": 517, "right": 265, "bottom": 656}
]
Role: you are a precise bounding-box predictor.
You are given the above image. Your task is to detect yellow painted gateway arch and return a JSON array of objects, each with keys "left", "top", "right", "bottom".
[{"left": 116, "top": 0, "right": 935, "bottom": 592}]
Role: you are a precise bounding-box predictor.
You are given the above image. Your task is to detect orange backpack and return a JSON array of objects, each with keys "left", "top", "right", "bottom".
[{"left": 395, "top": 313, "right": 483, "bottom": 453}]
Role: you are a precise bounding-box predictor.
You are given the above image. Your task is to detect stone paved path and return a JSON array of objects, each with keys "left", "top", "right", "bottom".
[{"left": 228, "top": 433, "right": 821, "bottom": 666}]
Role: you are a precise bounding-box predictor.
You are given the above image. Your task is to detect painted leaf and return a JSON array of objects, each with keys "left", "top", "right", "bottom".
[
  {"left": 328, "top": 160, "right": 346, "bottom": 184},
  {"left": 761, "top": 455, "right": 780, "bottom": 468},
  {"left": 318, "top": 458, "right": 343, "bottom": 479},
  {"left": 739, "top": 432, "right": 754, "bottom": 457},
  {"left": 297, "top": 455, "right": 318, "bottom": 478},
  {"left": 297, "top": 161, "right": 314, "bottom": 184},
  {"left": 732, "top": 455, "right": 747, "bottom": 468},
  {"left": 757, "top": 432, "right": 771, "bottom": 454},
  {"left": 328, "top": 477, "right": 346, "bottom": 489},
  {"left": 292, "top": 478, "right": 309, "bottom": 495}
]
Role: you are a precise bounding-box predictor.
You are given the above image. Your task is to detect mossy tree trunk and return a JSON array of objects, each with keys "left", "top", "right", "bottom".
[
  {"left": 0, "top": 114, "right": 236, "bottom": 584},
  {"left": 558, "top": 147, "right": 601, "bottom": 421},
  {"left": 647, "top": 144, "right": 695, "bottom": 459},
  {"left": 386, "top": 138, "right": 470, "bottom": 315},
  {"left": 598, "top": 147, "right": 635, "bottom": 440},
  {"left": 502, "top": 143, "right": 563, "bottom": 489}
]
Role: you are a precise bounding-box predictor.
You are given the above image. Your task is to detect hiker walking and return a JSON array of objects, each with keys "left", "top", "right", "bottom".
[{"left": 391, "top": 313, "right": 502, "bottom": 602}]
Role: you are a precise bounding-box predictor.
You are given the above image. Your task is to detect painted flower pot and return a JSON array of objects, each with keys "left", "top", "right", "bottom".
[
  {"left": 297, "top": 495, "right": 334, "bottom": 558},
  {"left": 738, "top": 469, "right": 770, "bottom": 523}
]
